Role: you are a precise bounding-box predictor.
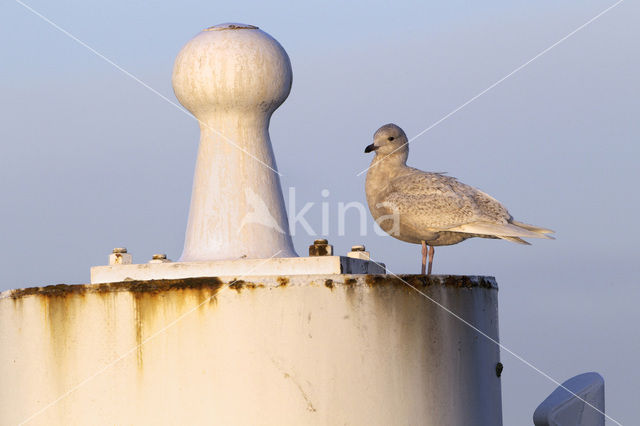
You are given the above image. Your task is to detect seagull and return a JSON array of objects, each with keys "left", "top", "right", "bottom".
[{"left": 364, "top": 123, "right": 554, "bottom": 275}]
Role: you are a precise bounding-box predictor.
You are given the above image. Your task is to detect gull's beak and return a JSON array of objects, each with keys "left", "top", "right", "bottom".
[{"left": 364, "top": 143, "right": 378, "bottom": 153}]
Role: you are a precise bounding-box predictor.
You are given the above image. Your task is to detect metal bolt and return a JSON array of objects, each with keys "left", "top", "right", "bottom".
[
  {"left": 347, "top": 244, "right": 370, "bottom": 260},
  {"left": 152, "top": 254, "right": 167, "bottom": 260},
  {"left": 309, "top": 239, "right": 333, "bottom": 257},
  {"left": 109, "top": 248, "right": 132, "bottom": 265}
]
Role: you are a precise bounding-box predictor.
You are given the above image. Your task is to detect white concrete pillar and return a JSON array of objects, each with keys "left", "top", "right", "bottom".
[
  {"left": 0, "top": 275, "right": 502, "bottom": 425},
  {"left": 172, "top": 23, "right": 297, "bottom": 261}
]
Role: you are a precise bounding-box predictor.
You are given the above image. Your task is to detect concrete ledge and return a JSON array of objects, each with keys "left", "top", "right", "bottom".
[{"left": 89, "top": 256, "right": 386, "bottom": 284}]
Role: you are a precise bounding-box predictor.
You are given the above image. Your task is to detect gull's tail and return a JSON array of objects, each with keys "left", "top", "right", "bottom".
[
  {"left": 499, "top": 236, "right": 531, "bottom": 245},
  {"left": 448, "top": 221, "right": 555, "bottom": 243},
  {"left": 498, "top": 221, "right": 555, "bottom": 245},
  {"left": 510, "top": 220, "right": 555, "bottom": 236}
]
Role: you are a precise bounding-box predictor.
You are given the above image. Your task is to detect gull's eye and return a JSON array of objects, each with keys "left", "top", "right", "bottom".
[{"left": 388, "top": 137, "right": 395, "bottom": 141}]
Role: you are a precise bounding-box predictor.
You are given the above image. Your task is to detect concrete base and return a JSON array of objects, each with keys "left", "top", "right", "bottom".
[
  {"left": 1, "top": 274, "right": 502, "bottom": 426},
  {"left": 90, "top": 256, "right": 386, "bottom": 284}
]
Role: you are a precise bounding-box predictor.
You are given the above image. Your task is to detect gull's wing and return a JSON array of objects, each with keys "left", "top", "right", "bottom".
[
  {"left": 383, "top": 169, "right": 553, "bottom": 239},
  {"left": 382, "top": 170, "right": 511, "bottom": 230}
]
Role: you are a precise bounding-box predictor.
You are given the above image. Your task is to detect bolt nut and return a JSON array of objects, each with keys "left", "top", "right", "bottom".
[
  {"left": 347, "top": 244, "right": 370, "bottom": 260},
  {"left": 109, "top": 249, "right": 132, "bottom": 265},
  {"left": 309, "top": 239, "right": 333, "bottom": 257},
  {"left": 149, "top": 253, "right": 172, "bottom": 264}
]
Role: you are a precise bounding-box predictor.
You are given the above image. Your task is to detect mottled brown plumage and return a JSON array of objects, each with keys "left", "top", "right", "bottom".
[{"left": 364, "top": 123, "right": 554, "bottom": 274}]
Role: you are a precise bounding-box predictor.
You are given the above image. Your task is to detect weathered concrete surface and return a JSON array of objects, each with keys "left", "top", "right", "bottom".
[
  {"left": 1, "top": 275, "right": 502, "bottom": 425},
  {"left": 90, "top": 256, "right": 386, "bottom": 284}
]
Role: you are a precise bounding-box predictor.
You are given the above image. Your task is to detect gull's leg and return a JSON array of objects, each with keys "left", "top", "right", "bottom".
[
  {"left": 421, "top": 241, "right": 427, "bottom": 275},
  {"left": 427, "top": 246, "right": 435, "bottom": 276}
]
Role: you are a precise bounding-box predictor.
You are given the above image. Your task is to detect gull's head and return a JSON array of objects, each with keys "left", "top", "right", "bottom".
[{"left": 365, "top": 124, "right": 408, "bottom": 157}]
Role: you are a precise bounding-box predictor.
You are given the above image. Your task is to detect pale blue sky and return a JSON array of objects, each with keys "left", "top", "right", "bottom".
[{"left": 1, "top": 0, "right": 638, "bottom": 424}]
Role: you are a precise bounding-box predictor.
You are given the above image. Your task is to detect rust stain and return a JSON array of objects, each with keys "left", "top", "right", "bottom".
[
  {"left": 5, "top": 275, "right": 496, "bottom": 301},
  {"left": 364, "top": 275, "right": 387, "bottom": 288},
  {"left": 277, "top": 276, "right": 289, "bottom": 287},
  {"left": 131, "top": 292, "right": 146, "bottom": 370},
  {"left": 308, "top": 245, "right": 328, "bottom": 257},
  {"left": 228, "top": 280, "right": 246, "bottom": 292},
  {"left": 228, "top": 280, "right": 264, "bottom": 293},
  {"left": 12, "top": 278, "right": 227, "bottom": 375},
  {"left": 324, "top": 279, "right": 333, "bottom": 289},
  {"left": 127, "top": 280, "right": 226, "bottom": 370},
  {"left": 39, "top": 292, "right": 86, "bottom": 396},
  {"left": 7, "top": 277, "right": 227, "bottom": 300},
  {"left": 171, "top": 286, "right": 212, "bottom": 313},
  {"left": 342, "top": 278, "right": 358, "bottom": 302},
  {"left": 440, "top": 275, "right": 496, "bottom": 289},
  {"left": 362, "top": 274, "right": 497, "bottom": 290},
  {"left": 344, "top": 278, "right": 357, "bottom": 286},
  {"left": 12, "top": 284, "right": 86, "bottom": 298}
]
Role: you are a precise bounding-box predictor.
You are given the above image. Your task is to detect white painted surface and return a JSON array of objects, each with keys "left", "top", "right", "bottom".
[
  {"left": 172, "top": 23, "right": 297, "bottom": 261},
  {"left": 533, "top": 372, "right": 605, "bottom": 426},
  {"left": 0, "top": 275, "right": 502, "bottom": 425},
  {"left": 90, "top": 256, "right": 386, "bottom": 283},
  {"left": 347, "top": 245, "right": 370, "bottom": 260},
  {"left": 108, "top": 251, "right": 132, "bottom": 265}
]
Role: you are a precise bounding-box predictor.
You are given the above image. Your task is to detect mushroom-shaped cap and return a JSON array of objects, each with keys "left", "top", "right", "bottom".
[{"left": 172, "top": 23, "right": 292, "bottom": 116}]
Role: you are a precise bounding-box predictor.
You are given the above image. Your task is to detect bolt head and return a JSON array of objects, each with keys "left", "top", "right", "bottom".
[
  {"left": 152, "top": 254, "right": 167, "bottom": 260},
  {"left": 314, "top": 239, "right": 328, "bottom": 245},
  {"left": 112, "top": 247, "right": 128, "bottom": 254},
  {"left": 351, "top": 245, "right": 365, "bottom": 252}
]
